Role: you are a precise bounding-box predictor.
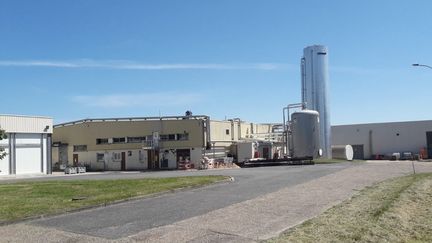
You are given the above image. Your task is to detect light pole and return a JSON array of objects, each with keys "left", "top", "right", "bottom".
[{"left": 412, "top": 63, "right": 432, "bottom": 69}]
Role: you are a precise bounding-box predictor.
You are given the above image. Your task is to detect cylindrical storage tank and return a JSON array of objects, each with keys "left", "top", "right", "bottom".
[
  {"left": 332, "top": 145, "right": 354, "bottom": 161},
  {"left": 301, "top": 45, "right": 331, "bottom": 159},
  {"left": 290, "top": 110, "right": 320, "bottom": 159}
]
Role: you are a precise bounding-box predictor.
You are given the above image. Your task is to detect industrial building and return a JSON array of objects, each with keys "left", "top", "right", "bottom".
[
  {"left": 52, "top": 114, "right": 276, "bottom": 171},
  {"left": 0, "top": 115, "right": 53, "bottom": 175},
  {"left": 332, "top": 120, "right": 432, "bottom": 160}
]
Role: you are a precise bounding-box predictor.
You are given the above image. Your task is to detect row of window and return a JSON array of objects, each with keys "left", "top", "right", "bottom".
[
  {"left": 73, "top": 134, "right": 189, "bottom": 152},
  {"left": 96, "top": 151, "right": 146, "bottom": 163},
  {"left": 95, "top": 133, "right": 189, "bottom": 145}
]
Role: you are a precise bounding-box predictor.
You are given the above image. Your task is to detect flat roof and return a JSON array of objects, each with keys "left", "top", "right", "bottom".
[
  {"left": 332, "top": 119, "right": 432, "bottom": 127},
  {"left": 54, "top": 115, "right": 210, "bottom": 128}
]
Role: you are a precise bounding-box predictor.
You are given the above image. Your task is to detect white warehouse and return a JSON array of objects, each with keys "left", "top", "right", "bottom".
[
  {"left": 332, "top": 120, "right": 432, "bottom": 160},
  {"left": 0, "top": 115, "right": 53, "bottom": 175}
]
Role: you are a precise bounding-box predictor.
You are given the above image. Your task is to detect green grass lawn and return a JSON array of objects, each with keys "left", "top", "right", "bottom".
[
  {"left": 269, "top": 173, "right": 432, "bottom": 243},
  {"left": 0, "top": 176, "right": 226, "bottom": 223}
]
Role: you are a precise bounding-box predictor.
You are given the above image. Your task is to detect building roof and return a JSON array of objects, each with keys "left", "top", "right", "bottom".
[
  {"left": 54, "top": 115, "right": 210, "bottom": 128},
  {"left": 332, "top": 119, "right": 432, "bottom": 127}
]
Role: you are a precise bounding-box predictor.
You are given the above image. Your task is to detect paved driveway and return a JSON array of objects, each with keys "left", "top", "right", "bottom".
[
  {"left": 32, "top": 163, "right": 352, "bottom": 239},
  {"left": 1, "top": 161, "right": 431, "bottom": 242}
]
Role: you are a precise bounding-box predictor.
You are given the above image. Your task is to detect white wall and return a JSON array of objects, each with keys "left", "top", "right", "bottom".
[
  {"left": 71, "top": 147, "right": 204, "bottom": 171},
  {"left": 72, "top": 149, "right": 149, "bottom": 171},
  {"left": 160, "top": 150, "right": 177, "bottom": 169},
  {"left": 0, "top": 147, "right": 9, "bottom": 175},
  {"left": 332, "top": 120, "right": 432, "bottom": 159},
  {"left": 190, "top": 147, "right": 203, "bottom": 168}
]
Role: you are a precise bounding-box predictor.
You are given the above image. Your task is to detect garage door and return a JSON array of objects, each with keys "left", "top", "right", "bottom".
[{"left": 15, "top": 134, "right": 42, "bottom": 174}]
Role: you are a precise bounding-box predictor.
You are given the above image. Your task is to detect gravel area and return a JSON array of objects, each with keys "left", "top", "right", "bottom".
[{"left": 1, "top": 161, "right": 431, "bottom": 242}]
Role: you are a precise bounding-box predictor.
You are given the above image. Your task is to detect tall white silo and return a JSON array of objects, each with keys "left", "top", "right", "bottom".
[{"left": 301, "top": 45, "right": 331, "bottom": 158}]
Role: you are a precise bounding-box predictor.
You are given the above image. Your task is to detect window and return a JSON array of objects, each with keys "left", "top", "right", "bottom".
[
  {"left": 177, "top": 133, "right": 189, "bottom": 141},
  {"left": 96, "top": 138, "right": 109, "bottom": 145},
  {"left": 113, "top": 137, "right": 126, "bottom": 144},
  {"left": 97, "top": 153, "right": 105, "bottom": 162},
  {"left": 160, "top": 134, "right": 176, "bottom": 141},
  {"left": 226, "top": 129, "right": 230, "bottom": 135},
  {"left": 73, "top": 145, "right": 87, "bottom": 152},
  {"left": 112, "top": 152, "right": 121, "bottom": 161},
  {"left": 127, "top": 136, "right": 146, "bottom": 143}
]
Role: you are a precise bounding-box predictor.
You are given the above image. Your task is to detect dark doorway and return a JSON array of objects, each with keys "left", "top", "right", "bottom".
[
  {"left": 147, "top": 150, "right": 153, "bottom": 169},
  {"left": 154, "top": 150, "right": 159, "bottom": 169},
  {"left": 73, "top": 154, "right": 78, "bottom": 166},
  {"left": 59, "top": 145, "right": 68, "bottom": 165},
  {"left": 426, "top": 132, "right": 432, "bottom": 159},
  {"left": 176, "top": 149, "right": 191, "bottom": 169},
  {"left": 161, "top": 150, "right": 169, "bottom": 168},
  {"left": 121, "top": 152, "right": 126, "bottom": 171},
  {"left": 147, "top": 150, "right": 160, "bottom": 170},
  {"left": 262, "top": 147, "right": 270, "bottom": 159},
  {"left": 351, "top": 145, "right": 365, "bottom": 160}
]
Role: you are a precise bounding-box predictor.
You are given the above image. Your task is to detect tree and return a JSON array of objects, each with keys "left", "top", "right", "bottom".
[{"left": 0, "top": 128, "right": 7, "bottom": 160}]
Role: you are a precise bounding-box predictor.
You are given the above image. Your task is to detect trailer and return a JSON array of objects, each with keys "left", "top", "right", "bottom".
[{"left": 235, "top": 157, "right": 314, "bottom": 167}]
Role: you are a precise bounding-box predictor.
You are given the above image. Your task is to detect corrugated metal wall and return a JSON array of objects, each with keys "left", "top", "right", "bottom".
[{"left": 0, "top": 115, "right": 53, "bottom": 133}]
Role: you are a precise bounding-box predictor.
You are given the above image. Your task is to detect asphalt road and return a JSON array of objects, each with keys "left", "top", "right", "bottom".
[{"left": 30, "top": 163, "right": 355, "bottom": 240}]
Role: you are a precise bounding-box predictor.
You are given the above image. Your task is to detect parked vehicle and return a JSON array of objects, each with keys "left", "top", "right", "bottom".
[
  {"left": 391, "top": 152, "right": 401, "bottom": 160},
  {"left": 400, "top": 152, "right": 414, "bottom": 161}
]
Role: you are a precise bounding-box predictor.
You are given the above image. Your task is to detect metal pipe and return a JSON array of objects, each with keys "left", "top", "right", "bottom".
[
  {"left": 283, "top": 107, "right": 288, "bottom": 156},
  {"left": 301, "top": 57, "right": 306, "bottom": 102},
  {"left": 228, "top": 118, "right": 242, "bottom": 141}
]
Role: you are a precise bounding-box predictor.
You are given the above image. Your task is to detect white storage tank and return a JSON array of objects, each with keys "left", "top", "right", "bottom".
[
  {"left": 332, "top": 145, "right": 354, "bottom": 161},
  {"left": 301, "top": 45, "right": 331, "bottom": 158},
  {"left": 290, "top": 110, "right": 320, "bottom": 159}
]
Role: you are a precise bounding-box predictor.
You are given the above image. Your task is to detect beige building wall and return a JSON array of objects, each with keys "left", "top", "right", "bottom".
[
  {"left": 210, "top": 121, "right": 274, "bottom": 142},
  {"left": 54, "top": 119, "right": 205, "bottom": 151},
  {"left": 53, "top": 117, "right": 280, "bottom": 170},
  {"left": 210, "top": 121, "right": 233, "bottom": 143},
  {"left": 53, "top": 118, "right": 207, "bottom": 170}
]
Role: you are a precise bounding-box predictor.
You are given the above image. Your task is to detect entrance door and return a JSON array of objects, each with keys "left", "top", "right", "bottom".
[
  {"left": 73, "top": 154, "right": 79, "bottom": 166},
  {"left": 176, "top": 149, "right": 191, "bottom": 169},
  {"left": 121, "top": 152, "right": 126, "bottom": 171},
  {"left": 426, "top": 132, "right": 432, "bottom": 159},
  {"left": 352, "top": 145, "right": 364, "bottom": 160},
  {"left": 59, "top": 145, "right": 68, "bottom": 165},
  {"left": 147, "top": 150, "right": 159, "bottom": 170},
  {"left": 154, "top": 150, "right": 160, "bottom": 169},
  {"left": 263, "top": 147, "right": 270, "bottom": 159},
  {"left": 147, "top": 150, "right": 153, "bottom": 169}
]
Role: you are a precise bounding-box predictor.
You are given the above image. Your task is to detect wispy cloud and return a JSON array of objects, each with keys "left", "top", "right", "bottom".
[
  {"left": 72, "top": 92, "right": 204, "bottom": 108},
  {"left": 0, "top": 59, "right": 291, "bottom": 70},
  {"left": 330, "top": 66, "right": 378, "bottom": 75}
]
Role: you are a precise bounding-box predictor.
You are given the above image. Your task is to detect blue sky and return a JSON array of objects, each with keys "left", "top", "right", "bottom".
[{"left": 1, "top": 0, "right": 431, "bottom": 125}]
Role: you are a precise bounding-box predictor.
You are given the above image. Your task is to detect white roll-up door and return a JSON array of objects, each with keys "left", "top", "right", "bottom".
[{"left": 15, "top": 134, "right": 42, "bottom": 174}]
